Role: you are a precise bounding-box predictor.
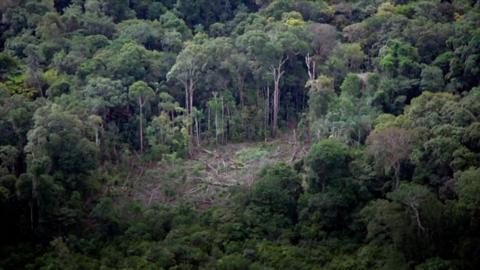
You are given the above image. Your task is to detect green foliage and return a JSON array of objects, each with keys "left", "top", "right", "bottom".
[
  {"left": 298, "top": 186, "right": 358, "bottom": 235},
  {"left": 1, "top": 1, "right": 480, "bottom": 269},
  {"left": 340, "top": 73, "right": 362, "bottom": 98},
  {"left": 26, "top": 104, "right": 98, "bottom": 175},
  {"left": 455, "top": 167, "right": 480, "bottom": 211},
  {"left": 146, "top": 112, "right": 189, "bottom": 160},
  {"left": 309, "top": 73, "right": 380, "bottom": 144},
  {"left": 84, "top": 77, "right": 127, "bottom": 115},
  {"left": 323, "top": 43, "right": 365, "bottom": 87},
  {"left": 305, "top": 139, "right": 349, "bottom": 192},
  {"left": 380, "top": 40, "right": 419, "bottom": 75},
  {"left": 420, "top": 65, "right": 445, "bottom": 92},
  {"left": 245, "top": 163, "right": 302, "bottom": 238},
  {"left": 235, "top": 147, "right": 269, "bottom": 163},
  {"left": 307, "top": 75, "right": 335, "bottom": 119},
  {"left": 128, "top": 81, "right": 154, "bottom": 102},
  {"left": 415, "top": 257, "right": 452, "bottom": 270}
]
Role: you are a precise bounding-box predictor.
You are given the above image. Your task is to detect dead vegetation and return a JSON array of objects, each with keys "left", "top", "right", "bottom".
[{"left": 122, "top": 131, "right": 310, "bottom": 208}]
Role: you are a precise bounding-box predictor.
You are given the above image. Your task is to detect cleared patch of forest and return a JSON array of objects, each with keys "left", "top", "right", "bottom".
[{"left": 110, "top": 131, "right": 309, "bottom": 208}]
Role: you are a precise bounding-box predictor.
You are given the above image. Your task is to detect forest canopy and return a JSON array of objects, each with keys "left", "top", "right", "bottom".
[{"left": 1, "top": 0, "right": 480, "bottom": 269}]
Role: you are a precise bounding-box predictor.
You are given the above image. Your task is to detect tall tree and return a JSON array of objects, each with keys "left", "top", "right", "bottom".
[
  {"left": 225, "top": 52, "right": 250, "bottom": 108},
  {"left": 23, "top": 104, "right": 98, "bottom": 233},
  {"left": 267, "top": 15, "right": 308, "bottom": 137},
  {"left": 237, "top": 13, "right": 308, "bottom": 137},
  {"left": 305, "top": 23, "right": 337, "bottom": 80},
  {"left": 129, "top": 81, "right": 155, "bottom": 153},
  {"left": 167, "top": 40, "right": 208, "bottom": 136}
]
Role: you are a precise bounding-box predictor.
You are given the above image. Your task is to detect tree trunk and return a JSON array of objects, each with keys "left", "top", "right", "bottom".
[
  {"left": 184, "top": 82, "right": 189, "bottom": 117},
  {"left": 188, "top": 79, "right": 194, "bottom": 115},
  {"left": 409, "top": 203, "right": 426, "bottom": 232},
  {"left": 239, "top": 78, "right": 245, "bottom": 108},
  {"left": 265, "top": 86, "right": 270, "bottom": 141},
  {"left": 215, "top": 103, "right": 219, "bottom": 145},
  {"left": 207, "top": 107, "right": 211, "bottom": 133},
  {"left": 221, "top": 96, "right": 225, "bottom": 144},
  {"left": 239, "top": 78, "right": 245, "bottom": 134},
  {"left": 226, "top": 104, "right": 231, "bottom": 144},
  {"left": 272, "top": 76, "right": 279, "bottom": 137},
  {"left": 188, "top": 81, "right": 194, "bottom": 137},
  {"left": 305, "top": 53, "right": 316, "bottom": 81},
  {"left": 271, "top": 57, "right": 287, "bottom": 138},
  {"left": 94, "top": 127, "right": 100, "bottom": 146},
  {"left": 195, "top": 114, "right": 200, "bottom": 147},
  {"left": 138, "top": 97, "right": 144, "bottom": 153}
]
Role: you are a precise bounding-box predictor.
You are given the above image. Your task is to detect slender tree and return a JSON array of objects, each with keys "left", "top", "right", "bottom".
[
  {"left": 129, "top": 81, "right": 155, "bottom": 153},
  {"left": 167, "top": 41, "right": 208, "bottom": 136}
]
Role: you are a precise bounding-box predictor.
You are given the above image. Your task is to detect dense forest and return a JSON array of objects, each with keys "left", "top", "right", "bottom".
[{"left": 1, "top": 0, "right": 480, "bottom": 269}]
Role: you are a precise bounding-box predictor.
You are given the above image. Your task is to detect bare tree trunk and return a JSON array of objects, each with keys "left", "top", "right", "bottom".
[
  {"left": 182, "top": 81, "right": 193, "bottom": 155},
  {"left": 272, "top": 69, "right": 278, "bottom": 137},
  {"left": 238, "top": 78, "right": 245, "bottom": 134},
  {"left": 215, "top": 105, "right": 219, "bottom": 144},
  {"left": 183, "top": 83, "right": 189, "bottom": 117},
  {"left": 272, "top": 74, "right": 279, "bottom": 137},
  {"left": 189, "top": 83, "right": 194, "bottom": 116},
  {"left": 188, "top": 81, "right": 194, "bottom": 138},
  {"left": 207, "top": 107, "right": 211, "bottom": 133},
  {"left": 213, "top": 93, "right": 219, "bottom": 145},
  {"left": 94, "top": 128, "right": 100, "bottom": 146},
  {"left": 410, "top": 203, "right": 426, "bottom": 232},
  {"left": 265, "top": 86, "right": 270, "bottom": 141},
  {"left": 138, "top": 97, "right": 144, "bottom": 153},
  {"left": 195, "top": 115, "right": 200, "bottom": 146},
  {"left": 271, "top": 57, "right": 287, "bottom": 137},
  {"left": 226, "top": 104, "right": 231, "bottom": 144},
  {"left": 305, "top": 53, "right": 316, "bottom": 81},
  {"left": 221, "top": 96, "right": 225, "bottom": 144}
]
